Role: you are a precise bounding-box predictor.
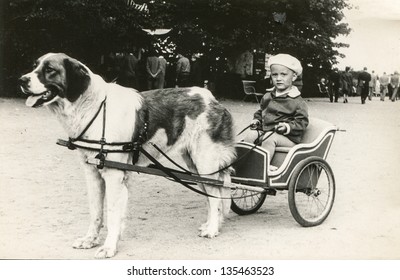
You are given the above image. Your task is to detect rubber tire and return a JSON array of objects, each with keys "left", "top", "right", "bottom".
[
  {"left": 288, "top": 156, "right": 335, "bottom": 227},
  {"left": 231, "top": 190, "right": 267, "bottom": 215}
]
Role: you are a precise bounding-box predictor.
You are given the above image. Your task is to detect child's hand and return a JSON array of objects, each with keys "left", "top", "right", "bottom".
[
  {"left": 250, "top": 120, "right": 260, "bottom": 130},
  {"left": 275, "top": 123, "right": 287, "bottom": 134}
]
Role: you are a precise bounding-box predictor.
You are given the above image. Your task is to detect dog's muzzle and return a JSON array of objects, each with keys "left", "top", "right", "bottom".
[{"left": 19, "top": 75, "right": 58, "bottom": 108}]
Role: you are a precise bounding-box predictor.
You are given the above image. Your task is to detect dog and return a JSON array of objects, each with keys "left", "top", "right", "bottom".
[{"left": 19, "top": 53, "right": 236, "bottom": 258}]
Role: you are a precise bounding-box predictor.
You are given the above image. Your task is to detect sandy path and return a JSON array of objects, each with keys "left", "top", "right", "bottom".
[{"left": 0, "top": 96, "right": 399, "bottom": 259}]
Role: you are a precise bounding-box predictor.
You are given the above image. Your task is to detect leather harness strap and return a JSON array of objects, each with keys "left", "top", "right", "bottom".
[{"left": 58, "top": 98, "right": 148, "bottom": 167}]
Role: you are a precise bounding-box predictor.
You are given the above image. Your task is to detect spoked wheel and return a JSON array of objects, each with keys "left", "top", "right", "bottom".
[
  {"left": 231, "top": 188, "right": 267, "bottom": 215},
  {"left": 288, "top": 156, "right": 335, "bottom": 227}
]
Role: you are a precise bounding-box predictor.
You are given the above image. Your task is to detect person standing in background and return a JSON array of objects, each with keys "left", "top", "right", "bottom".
[
  {"left": 390, "top": 71, "right": 399, "bottom": 102},
  {"left": 318, "top": 77, "right": 329, "bottom": 98},
  {"left": 146, "top": 49, "right": 161, "bottom": 90},
  {"left": 358, "top": 67, "right": 371, "bottom": 104},
  {"left": 329, "top": 67, "right": 341, "bottom": 103},
  {"left": 369, "top": 70, "right": 377, "bottom": 100},
  {"left": 379, "top": 72, "right": 390, "bottom": 101},
  {"left": 190, "top": 54, "right": 203, "bottom": 87},
  {"left": 176, "top": 53, "right": 191, "bottom": 87},
  {"left": 157, "top": 55, "right": 167, "bottom": 89},
  {"left": 341, "top": 66, "right": 353, "bottom": 103},
  {"left": 256, "top": 68, "right": 273, "bottom": 93},
  {"left": 119, "top": 50, "right": 139, "bottom": 88}
]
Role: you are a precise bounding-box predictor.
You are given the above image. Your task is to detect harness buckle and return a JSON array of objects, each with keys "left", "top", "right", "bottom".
[
  {"left": 99, "top": 137, "right": 107, "bottom": 145},
  {"left": 67, "top": 139, "right": 77, "bottom": 150},
  {"left": 95, "top": 152, "right": 106, "bottom": 169},
  {"left": 122, "top": 143, "right": 134, "bottom": 151}
]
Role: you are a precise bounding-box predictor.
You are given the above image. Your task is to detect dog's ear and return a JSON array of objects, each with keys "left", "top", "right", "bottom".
[{"left": 63, "top": 58, "right": 90, "bottom": 102}]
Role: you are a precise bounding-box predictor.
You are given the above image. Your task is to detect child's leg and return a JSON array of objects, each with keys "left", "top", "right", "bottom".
[
  {"left": 260, "top": 133, "right": 296, "bottom": 162},
  {"left": 242, "top": 129, "right": 262, "bottom": 144}
]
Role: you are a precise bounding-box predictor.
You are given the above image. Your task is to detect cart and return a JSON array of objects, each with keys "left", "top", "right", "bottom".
[
  {"left": 66, "top": 117, "right": 337, "bottom": 228},
  {"left": 231, "top": 118, "right": 337, "bottom": 226}
]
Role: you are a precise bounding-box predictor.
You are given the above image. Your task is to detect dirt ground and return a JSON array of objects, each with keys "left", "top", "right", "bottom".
[{"left": 0, "top": 95, "right": 399, "bottom": 260}]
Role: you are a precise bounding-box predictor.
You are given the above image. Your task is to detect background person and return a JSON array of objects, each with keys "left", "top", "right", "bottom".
[
  {"left": 176, "top": 53, "right": 191, "bottom": 87},
  {"left": 358, "top": 67, "right": 371, "bottom": 104},
  {"left": 146, "top": 49, "right": 161, "bottom": 90},
  {"left": 369, "top": 70, "right": 378, "bottom": 100},
  {"left": 329, "top": 67, "right": 341, "bottom": 102},
  {"left": 255, "top": 68, "right": 272, "bottom": 93},
  {"left": 158, "top": 55, "right": 167, "bottom": 89},
  {"left": 379, "top": 72, "right": 390, "bottom": 101},
  {"left": 390, "top": 70, "right": 399, "bottom": 102},
  {"left": 318, "top": 77, "right": 329, "bottom": 98},
  {"left": 190, "top": 54, "right": 203, "bottom": 87},
  {"left": 119, "top": 50, "right": 139, "bottom": 88},
  {"left": 341, "top": 66, "right": 353, "bottom": 103}
]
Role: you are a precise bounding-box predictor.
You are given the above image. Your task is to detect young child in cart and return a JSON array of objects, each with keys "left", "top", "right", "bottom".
[{"left": 244, "top": 53, "right": 309, "bottom": 170}]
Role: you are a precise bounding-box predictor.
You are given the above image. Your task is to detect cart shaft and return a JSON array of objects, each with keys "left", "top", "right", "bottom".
[{"left": 87, "top": 158, "right": 267, "bottom": 193}]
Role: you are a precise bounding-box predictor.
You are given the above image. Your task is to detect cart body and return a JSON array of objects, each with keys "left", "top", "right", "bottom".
[{"left": 230, "top": 118, "right": 337, "bottom": 226}]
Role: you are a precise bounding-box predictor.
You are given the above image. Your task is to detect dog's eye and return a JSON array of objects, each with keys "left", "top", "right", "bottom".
[{"left": 45, "top": 67, "right": 55, "bottom": 73}]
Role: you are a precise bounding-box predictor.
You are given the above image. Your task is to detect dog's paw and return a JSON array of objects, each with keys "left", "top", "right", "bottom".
[
  {"left": 94, "top": 246, "right": 117, "bottom": 259},
  {"left": 198, "top": 227, "right": 219, "bottom": 238},
  {"left": 198, "top": 222, "right": 209, "bottom": 232},
  {"left": 72, "top": 236, "right": 100, "bottom": 249}
]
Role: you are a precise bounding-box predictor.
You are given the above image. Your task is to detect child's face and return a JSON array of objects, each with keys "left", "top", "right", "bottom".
[{"left": 270, "top": 64, "right": 297, "bottom": 92}]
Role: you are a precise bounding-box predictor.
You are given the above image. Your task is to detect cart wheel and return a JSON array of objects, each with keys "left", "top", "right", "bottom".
[
  {"left": 288, "top": 156, "right": 335, "bottom": 227},
  {"left": 231, "top": 189, "right": 267, "bottom": 215}
]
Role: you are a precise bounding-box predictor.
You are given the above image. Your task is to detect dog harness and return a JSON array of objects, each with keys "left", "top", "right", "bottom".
[
  {"left": 57, "top": 97, "right": 149, "bottom": 168},
  {"left": 56, "top": 98, "right": 265, "bottom": 199}
]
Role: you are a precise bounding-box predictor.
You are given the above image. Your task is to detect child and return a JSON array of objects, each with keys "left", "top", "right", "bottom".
[{"left": 244, "top": 54, "right": 309, "bottom": 170}]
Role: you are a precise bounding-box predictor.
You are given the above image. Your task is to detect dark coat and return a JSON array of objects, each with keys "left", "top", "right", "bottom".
[{"left": 253, "top": 87, "right": 309, "bottom": 143}]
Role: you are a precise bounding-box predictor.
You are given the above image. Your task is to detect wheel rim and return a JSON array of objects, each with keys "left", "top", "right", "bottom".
[
  {"left": 231, "top": 189, "right": 265, "bottom": 212},
  {"left": 293, "top": 161, "right": 334, "bottom": 224}
]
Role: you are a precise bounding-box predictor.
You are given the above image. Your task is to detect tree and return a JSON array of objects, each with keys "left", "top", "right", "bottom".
[
  {"left": 147, "top": 0, "right": 350, "bottom": 67},
  {"left": 146, "top": 0, "right": 352, "bottom": 96},
  {"left": 1, "top": 0, "right": 351, "bottom": 97}
]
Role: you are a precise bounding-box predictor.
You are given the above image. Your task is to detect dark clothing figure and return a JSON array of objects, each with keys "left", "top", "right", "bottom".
[
  {"left": 317, "top": 78, "right": 329, "bottom": 97},
  {"left": 255, "top": 76, "right": 272, "bottom": 93},
  {"left": 190, "top": 57, "right": 203, "bottom": 87},
  {"left": 146, "top": 55, "right": 161, "bottom": 90},
  {"left": 176, "top": 54, "right": 191, "bottom": 87},
  {"left": 329, "top": 69, "right": 341, "bottom": 102},
  {"left": 103, "top": 53, "right": 118, "bottom": 82},
  {"left": 341, "top": 67, "right": 353, "bottom": 103},
  {"left": 158, "top": 56, "right": 167, "bottom": 89},
  {"left": 255, "top": 69, "right": 272, "bottom": 93},
  {"left": 119, "top": 53, "right": 138, "bottom": 88},
  {"left": 358, "top": 68, "right": 372, "bottom": 104}
]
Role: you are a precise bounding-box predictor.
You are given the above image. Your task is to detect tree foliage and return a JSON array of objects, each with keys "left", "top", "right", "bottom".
[
  {"left": 1, "top": 0, "right": 352, "bottom": 96},
  {"left": 147, "top": 0, "right": 351, "bottom": 69}
]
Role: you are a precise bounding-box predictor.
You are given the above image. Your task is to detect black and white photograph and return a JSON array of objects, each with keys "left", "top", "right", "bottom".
[{"left": 0, "top": 0, "right": 399, "bottom": 278}]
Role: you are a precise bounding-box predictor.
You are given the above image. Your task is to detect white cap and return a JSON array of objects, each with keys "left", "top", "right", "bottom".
[{"left": 268, "top": 53, "right": 302, "bottom": 76}]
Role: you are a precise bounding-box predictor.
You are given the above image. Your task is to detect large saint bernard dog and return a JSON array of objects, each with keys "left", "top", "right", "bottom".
[{"left": 19, "top": 53, "right": 236, "bottom": 258}]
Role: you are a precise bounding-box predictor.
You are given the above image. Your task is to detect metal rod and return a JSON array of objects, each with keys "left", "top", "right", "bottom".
[{"left": 87, "top": 158, "right": 266, "bottom": 193}]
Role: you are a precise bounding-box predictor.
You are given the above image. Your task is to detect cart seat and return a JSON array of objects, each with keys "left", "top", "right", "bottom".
[
  {"left": 274, "top": 118, "right": 334, "bottom": 153},
  {"left": 270, "top": 118, "right": 337, "bottom": 175}
]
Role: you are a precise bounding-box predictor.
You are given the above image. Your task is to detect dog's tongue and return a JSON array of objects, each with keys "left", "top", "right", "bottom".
[{"left": 26, "top": 94, "right": 42, "bottom": 107}]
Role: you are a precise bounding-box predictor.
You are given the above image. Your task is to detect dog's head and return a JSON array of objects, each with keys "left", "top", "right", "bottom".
[{"left": 19, "top": 53, "right": 90, "bottom": 107}]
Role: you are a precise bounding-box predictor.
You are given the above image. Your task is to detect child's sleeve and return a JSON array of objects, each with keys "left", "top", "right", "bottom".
[
  {"left": 285, "top": 100, "right": 309, "bottom": 137},
  {"left": 253, "top": 93, "right": 270, "bottom": 124}
]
